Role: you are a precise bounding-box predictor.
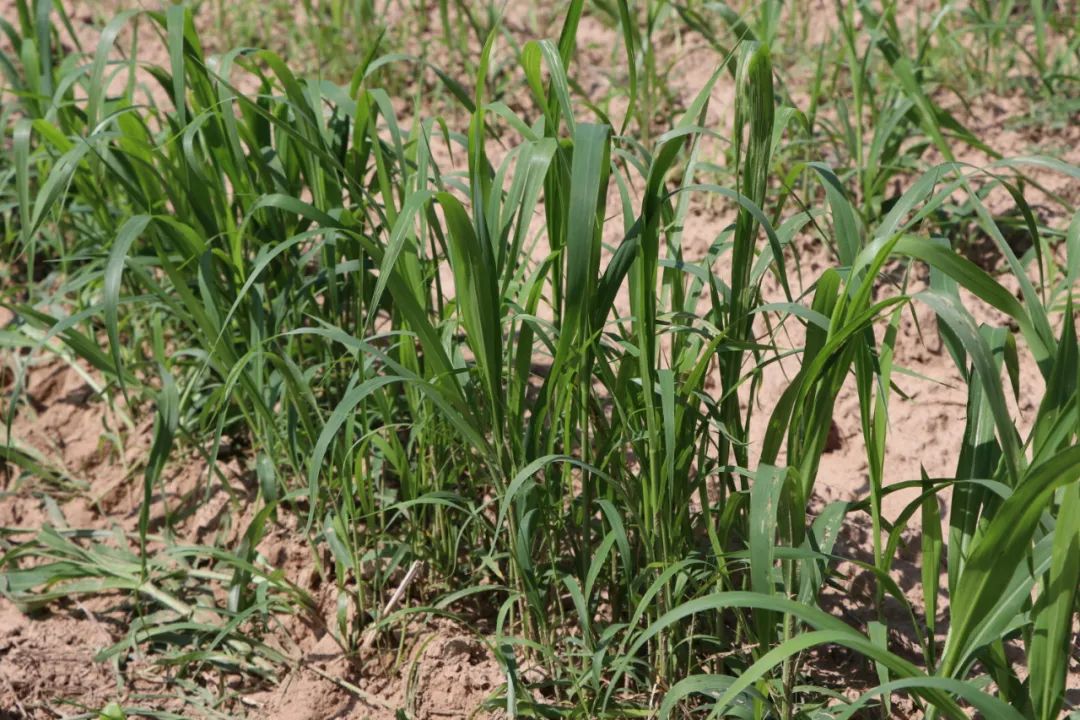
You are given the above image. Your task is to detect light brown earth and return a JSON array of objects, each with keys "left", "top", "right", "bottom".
[{"left": 2, "top": 0, "right": 1078, "bottom": 717}]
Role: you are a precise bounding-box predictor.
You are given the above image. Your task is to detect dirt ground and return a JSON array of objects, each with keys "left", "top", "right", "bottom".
[{"left": 2, "top": 0, "right": 1079, "bottom": 717}]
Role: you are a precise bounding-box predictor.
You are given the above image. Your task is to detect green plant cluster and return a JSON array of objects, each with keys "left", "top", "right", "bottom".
[{"left": 1, "top": 0, "right": 1078, "bottom": 718}]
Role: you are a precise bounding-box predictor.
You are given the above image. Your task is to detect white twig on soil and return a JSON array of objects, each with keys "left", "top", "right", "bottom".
[
  {"left": 360, "top": 560, "right": 425, "bottom": 651},
  {"left": 0, "top": 671, "right": 28, "bottom": 717},
  {"left": 76, "top": 599, "right": 114, "bottom": 648},
  {"left": 306, "top": 663, "right": 395, "bottom": 709}
]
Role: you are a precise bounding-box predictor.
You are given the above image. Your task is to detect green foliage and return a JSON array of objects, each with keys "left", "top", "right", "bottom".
[{"left": 1, "top": 1, "right": 1077, "bottom": 718}]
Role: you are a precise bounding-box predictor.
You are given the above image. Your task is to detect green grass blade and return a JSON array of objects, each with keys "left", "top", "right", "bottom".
[
  {"left": 939, "top": 445, "right": 1080, "bottom": 677},
  {"left": 1028, "top": 483, "right": 1080, "bottom": 720}
]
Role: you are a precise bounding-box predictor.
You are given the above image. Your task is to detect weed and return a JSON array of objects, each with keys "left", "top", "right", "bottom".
[{"left": 1, "top": 0, "right": 1078, "bottom": 717}]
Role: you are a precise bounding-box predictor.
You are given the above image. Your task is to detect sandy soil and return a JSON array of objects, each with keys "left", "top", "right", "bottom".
[{"left": 2, "top": 0, "right": 1079, "bottom": 717}]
